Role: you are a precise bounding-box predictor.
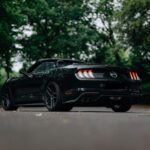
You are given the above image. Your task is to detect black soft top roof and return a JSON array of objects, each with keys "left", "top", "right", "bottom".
[
  {"left": 27, "top": 58, "right": 84, "bottom": 73},
  {"left": 38, "top": 58, "right": 84, "bottom": 63}
]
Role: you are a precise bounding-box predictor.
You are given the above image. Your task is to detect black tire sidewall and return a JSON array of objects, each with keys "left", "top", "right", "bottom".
[
  {"left": 44, "top": 82, "right": 63, "bottom": 111},
  {"left": 1, "top": 90, "right": 17, "bottom": 111},
  {"left": 112, "top": 102, "right": 131, "bottom": 112}
]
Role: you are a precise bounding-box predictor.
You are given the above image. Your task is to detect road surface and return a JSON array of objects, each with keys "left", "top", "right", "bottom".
[{"left": 0, "top": 105, "right": 150, "bottom": 150}]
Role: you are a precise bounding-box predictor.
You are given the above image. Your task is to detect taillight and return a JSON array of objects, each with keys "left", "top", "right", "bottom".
[
  {"left": 129, "top": 71, "right": 140, "bottom": 80},
  {"left": 88, "top": 70, "right": 95, "bottom": 78},
  {"left": 76, "top": 70, "right": 95, "bottom": 79}
]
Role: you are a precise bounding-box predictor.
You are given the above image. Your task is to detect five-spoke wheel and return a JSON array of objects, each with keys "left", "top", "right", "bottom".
[{"left": 44, "top": 82, "right": 73, "bottom": 111}]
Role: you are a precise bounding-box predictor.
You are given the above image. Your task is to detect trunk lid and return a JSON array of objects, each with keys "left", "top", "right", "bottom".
[{"left": 76, "top": 64, "right": 129, "bottom": 81}]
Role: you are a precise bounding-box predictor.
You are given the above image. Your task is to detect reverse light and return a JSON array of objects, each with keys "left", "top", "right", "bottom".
[{"left": 129, "top": 71, "right": 140, "bottom": 81}]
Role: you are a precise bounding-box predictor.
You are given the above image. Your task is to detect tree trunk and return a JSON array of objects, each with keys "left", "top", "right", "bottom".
[{"left": 5, "top": 67, "right": 10, "bottom": 79}]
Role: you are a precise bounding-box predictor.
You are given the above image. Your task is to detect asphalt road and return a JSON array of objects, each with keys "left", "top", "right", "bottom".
[{"left": 0, "top": 105, "right": 150, "bottom": 150}]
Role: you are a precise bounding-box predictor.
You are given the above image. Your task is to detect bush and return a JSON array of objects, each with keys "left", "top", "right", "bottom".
[
  {"left": 0, "top": 85, "right": 1, "bottom": 106},
  {"left": 140, "top": 82, "right": 150, "bottom": 104},
  {"left": 142, "top": 83, "right": 150, "bottom": 92}
]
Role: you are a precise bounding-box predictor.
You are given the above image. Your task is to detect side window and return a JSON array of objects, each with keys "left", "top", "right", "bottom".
[
  {"left": 45, "top": 62, "right": 56, "bottom": 73},
  {"left": 32, "top": 62, "right": 56, "bottom": 74},
  {"left": 32, "top": 63, "right": 46, "bottom": 74}
]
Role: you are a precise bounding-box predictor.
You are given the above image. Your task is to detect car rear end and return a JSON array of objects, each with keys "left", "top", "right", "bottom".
[{"left": 63, "top": 65, "right": 141, "bottom": 107}]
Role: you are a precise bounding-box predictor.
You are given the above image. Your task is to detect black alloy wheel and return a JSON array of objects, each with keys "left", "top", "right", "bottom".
[
  {"left": 44, "top": 82, "right": 73, "bottom": 111},
  {"left": 1, "top": 91, "right": 18, "bottom": 111}
]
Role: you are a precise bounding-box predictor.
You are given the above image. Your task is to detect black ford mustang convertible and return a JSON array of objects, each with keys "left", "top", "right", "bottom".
[{"left": 1, "top": 58, "right": 141, "bottom": 112}]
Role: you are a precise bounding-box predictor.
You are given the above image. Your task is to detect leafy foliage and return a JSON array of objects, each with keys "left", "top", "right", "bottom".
[
  {"left": 0, "top": 0, "right": 150, "bottom": 84},
  {"left": 19, "top": 0, "right": 104, "bottom": 61},
  {"left": 0, "top": 0, "right": 25, "bottom": 78},
  {"left": 117, "top": 0, "right": 150, "bottom": 80}
]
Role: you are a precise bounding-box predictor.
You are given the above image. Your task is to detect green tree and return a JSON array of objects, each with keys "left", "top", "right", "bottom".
[
  {"left": 117, "top": 0, "right": 150, "bottom": 80},
  {"left": 92, "top": 0, "right": 122, "bottom": 65},
  {"left": 19, "top": 0, "right": 106, "bottom": 62},
  {"left": 0, "top": 0, "right": 25, "bottom": 78}
]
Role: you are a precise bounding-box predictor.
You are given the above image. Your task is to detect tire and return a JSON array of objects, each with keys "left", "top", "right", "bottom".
[
  {"left": 1, "top": 90, "right": 18, "bottom": 111},
  {"left": 111, "top": 102, "right": 131, "bottom": 112},
  {"left": 43, "top": 82, "right": 73, "bottom": 111}
]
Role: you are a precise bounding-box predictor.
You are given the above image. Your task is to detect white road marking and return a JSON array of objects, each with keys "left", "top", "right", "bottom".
[{"left": 35, "top": 113, "right": 43, "bottom": 117}]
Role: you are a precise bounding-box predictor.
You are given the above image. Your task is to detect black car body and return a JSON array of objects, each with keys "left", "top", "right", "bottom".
[{"left": 1, "top": 58, "right": 141, "bottom": 112}]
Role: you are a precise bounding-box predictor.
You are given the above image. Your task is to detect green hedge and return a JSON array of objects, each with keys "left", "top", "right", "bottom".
[
  {"left": 142, "top": 83, "right": 150, "bottom": 92},
  {"left": 141, "top": 83, "right": 150, "bottom": 104},
  {"left": 0, "top": 88, "right": 1, "bottom": 106}
]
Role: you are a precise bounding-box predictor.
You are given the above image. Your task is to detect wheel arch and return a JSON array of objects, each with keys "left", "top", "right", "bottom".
[
  {"left": 1, "top": 80, "right": 16, "bottom": 104},
  {"left": 41, "top": 77, "right": 63, "bottom": 94}
]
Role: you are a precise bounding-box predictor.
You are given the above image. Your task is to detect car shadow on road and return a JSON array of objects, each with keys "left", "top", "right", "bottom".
[{"left": 16, "top": 107, "right": 144, "bottom": 114}]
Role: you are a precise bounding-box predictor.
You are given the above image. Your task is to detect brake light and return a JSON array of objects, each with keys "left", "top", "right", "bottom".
[
  {"left": 135, "top": 72, "right": 140, "bottom": 80},
  {"left": 129, "top": 72, "right": 134, "bottom": 80},
  {"left": 77, "top": 70, "right": 95, "bottom": 79},
  {"left": 129, "top": 71, "right": 140, "bottom": 80},
  {"left": 88, "top": 70, "right": 95, "bottom": 78},
  {"left": 78, "top": 70, "right": 84, "bottom": 78},
  {"left": 83, "top": 70, "right": 90, "bottom": 78}
]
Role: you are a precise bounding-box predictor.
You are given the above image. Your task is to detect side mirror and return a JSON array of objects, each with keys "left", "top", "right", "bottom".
[{"left": 20, "top": 71, "right": 32, "bottom": 78}]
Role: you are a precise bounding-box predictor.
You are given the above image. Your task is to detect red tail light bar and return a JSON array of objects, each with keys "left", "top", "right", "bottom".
[
  {"left": 77, "top": 70, "right": 95, "bottom": 79},
  {"left": 129, "top": 71, "right": 140, "bottom": 80},
  {"left": 77, "top": 70, "right": 140, "bottom": 80}
]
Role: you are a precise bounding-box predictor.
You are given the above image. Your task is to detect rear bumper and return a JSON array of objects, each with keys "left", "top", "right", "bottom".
[{"left": 63, "top": 88, "right": 141, "bottom": 106}]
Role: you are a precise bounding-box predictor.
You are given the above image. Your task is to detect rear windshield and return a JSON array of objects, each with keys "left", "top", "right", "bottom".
[{"left": 57, "top": 60, "right": 84, "bottom": 67}]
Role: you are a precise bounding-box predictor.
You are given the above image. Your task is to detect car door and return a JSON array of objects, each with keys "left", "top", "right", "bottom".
[{"left": 14, "top": 61, "right": 56, "bottom": 104}]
